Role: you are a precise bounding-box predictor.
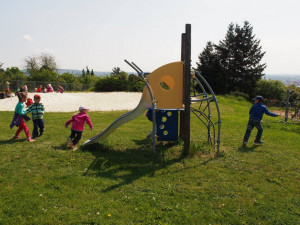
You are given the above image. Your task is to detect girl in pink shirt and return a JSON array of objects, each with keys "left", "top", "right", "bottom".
[{"left": 65, "top": 106, "right": 93, "bottom": 149}]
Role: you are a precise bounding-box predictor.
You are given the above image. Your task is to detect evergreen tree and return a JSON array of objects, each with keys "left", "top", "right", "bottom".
[
  {"left": 82, "top": 69, "right": 85, "bottom": 77},
  {"left": 0, "top": 62, "right": 4, "bottom": 73},
  {"left": 197, "top": 21, "right": 266, "bottom": 97},
  {"left": 86, "top": 66, "right": 90, "bottom": 75},
  {"left": 91, "top": 69, "right": 94, "bottom": 76}
]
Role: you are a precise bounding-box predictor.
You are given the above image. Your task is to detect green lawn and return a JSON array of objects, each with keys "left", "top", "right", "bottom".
[{"left": 0, "top": 96, "right": 299, "bottom": 224}]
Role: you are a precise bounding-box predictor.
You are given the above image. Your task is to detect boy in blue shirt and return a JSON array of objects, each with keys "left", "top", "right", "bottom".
[
  {"left": 26, "top": 94, "right": 45, "bottom": 139},
  {"left": 243, "top": 96, "right": 278, "bottom": 146}
]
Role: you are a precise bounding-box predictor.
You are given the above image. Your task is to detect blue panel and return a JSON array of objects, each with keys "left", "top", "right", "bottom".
[{"left": 156, "top": 110, "right": 178, "bottom": 141}]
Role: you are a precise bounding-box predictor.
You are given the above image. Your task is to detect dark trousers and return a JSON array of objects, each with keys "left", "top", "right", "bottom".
[
  {"left": 243, "top": 119, "right": 263, "bottom": 143},
  {"left": 69, "top": 129, "right": 82, "bottom": 145},
  {"left": 32, "top": 119, "right": 44, "bottom": 138}
]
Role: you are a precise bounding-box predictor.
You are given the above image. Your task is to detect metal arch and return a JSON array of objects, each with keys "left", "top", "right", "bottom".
[
  {"left": 190, "top": 71, "right": 221, "bottom": 155},
  {"left": 124, "top": 60, "right": 157, "bottom": 153}
]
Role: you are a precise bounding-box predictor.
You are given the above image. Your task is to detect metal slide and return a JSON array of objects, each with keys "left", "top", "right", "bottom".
[{"left": 84, "top": 88, "right": 152, "bottom": 145}]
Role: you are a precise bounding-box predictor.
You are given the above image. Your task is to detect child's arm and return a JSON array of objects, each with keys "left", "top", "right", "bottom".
[
  {"left": 65, "top": 116, "right": 74, "bottom": 128},
  {"left": 26, "top": 105, "right": 32, "bottom": 114},
  {"left": 86, "top": 115, "right": 93, "bottom": 130},
  {"left": 263, "top": 106, "right": 278, "bottom": 117}
]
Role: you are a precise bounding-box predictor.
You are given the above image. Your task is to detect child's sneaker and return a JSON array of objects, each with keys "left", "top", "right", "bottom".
[
  {"left": 13, "top": 135, "right": 21, "bottom": 139},
  {"left": 28, "top": 138, "right": 35, "bottom": 142},
  {"left": 242, "top": 142, "right": 247, "bottom": 146},
  {"left": 254, "top": 140, "right": 264, "bottom": 144},
  {"left": 65, "top": 138, "right": 72, "bottom": 147},
  {"left": 70, "top": 143, "right": 78, "bottom": 150}
]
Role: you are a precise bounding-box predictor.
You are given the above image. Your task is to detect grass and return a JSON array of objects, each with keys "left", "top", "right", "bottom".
[{"left": 0, "top": 96, "right": 299, "bottom": 224}]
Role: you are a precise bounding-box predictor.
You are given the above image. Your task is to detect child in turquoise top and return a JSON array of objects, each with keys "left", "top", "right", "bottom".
[{"left": 11, "top": 92, "right": 35, "bottom": 142}]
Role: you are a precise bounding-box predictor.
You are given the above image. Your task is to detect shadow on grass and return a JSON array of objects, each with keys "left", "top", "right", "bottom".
[
  {"left": 52, "top": 143, "right": 73, "bottom": 151},
  {"left": 81, "top": 140, "right": 184, "bottom": 193},
  {"left": 238, "top": 144, "right": 259, "bottom": 153},
  {"left": 0, "top": 138, "right": 27, "bottom": 144}
]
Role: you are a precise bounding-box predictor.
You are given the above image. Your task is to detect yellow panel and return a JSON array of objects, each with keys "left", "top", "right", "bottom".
[{"left": 147, "top": 61, "right": 184, "bottom": 109}]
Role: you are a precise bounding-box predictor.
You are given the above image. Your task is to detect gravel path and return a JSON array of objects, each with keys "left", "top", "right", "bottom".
[{"left": 0, "top": 92, "right": 142, "bottom": 112}]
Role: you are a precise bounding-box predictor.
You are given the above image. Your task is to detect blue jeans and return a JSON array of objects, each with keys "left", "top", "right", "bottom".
[
  {"left": 32, "top": 119, "right": 44, "bottom": 138},
  {"left": 243, "top": 119, "right": 263, "bottom": 143}
]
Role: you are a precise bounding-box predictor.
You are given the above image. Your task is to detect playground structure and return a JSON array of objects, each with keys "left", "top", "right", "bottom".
[{"left": 84, "top": 24, "right": 221, "bottom": 155}]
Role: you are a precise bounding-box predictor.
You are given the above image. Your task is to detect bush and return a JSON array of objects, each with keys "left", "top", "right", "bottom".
[
  {"left": 229, "top": 91, "right": 249, "bottom": 101},
  {"left": 255, "top": 79, "right": 286, "bottom": 101},
  {"left": 94, "top": 77, "right": 130, "bottom": 92}
]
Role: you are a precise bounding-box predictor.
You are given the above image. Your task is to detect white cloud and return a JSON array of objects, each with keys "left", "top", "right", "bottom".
[{"left": 22, "top": 34, "right": 33, "bottom": 42}]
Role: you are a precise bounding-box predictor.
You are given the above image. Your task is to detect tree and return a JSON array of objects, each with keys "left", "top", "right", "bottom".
[
  {"left": 82, "top": 69, "right": 86, "bottom": 77},
  {"left": 197, "top": 21, "right": 266, "bottom": 97},
  {"left": 1, "top": 67, "right": 27, "bottom": 81},
  {"left": 91, "top": 69, "right": 94, "bottom": 76},
  {"left": 24, "top": 56, "right": 39, "bottom": 75},
  {"left": 0, "top": 62, "right": 4, "bottom": 73},
  {"left": 39, "top": 53, "right": 57, "bottom": 71},
  {"left": 24, "top": 53, "right": 58, "bottom": 76},
  {"left": 255, "top": 79, "right": 286, "bottom": 101},
  {"left": 111, "top": 67, "right": 120, "bottom": 75},
  {"left": 86, "top": 66, "right": 90, "bottom": 75}
]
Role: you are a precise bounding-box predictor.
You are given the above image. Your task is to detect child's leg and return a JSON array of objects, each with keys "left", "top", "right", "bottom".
[
  {"left": 38, "top": 119, "right": 44, "bottom": 136},
  {"left": 32, "top": 120, "right": 39, "bottom": 138},
  {"left": 254, "top": 122, "right": 263, "bottom": 141},
  {"left": 15, "top": 125, "right": 23, "bottom": 137},
  {"left": 69, "top": 129, "right": 76, "bottom": 140},
  {"left": 20, "top": 118, "right": 31, "bottom": 140},
  {"left": 72, "top": 131, "right": 82, "bottom": 145},
  {"left": 243, "top": 120, "right": 254, "bottom": 143}
]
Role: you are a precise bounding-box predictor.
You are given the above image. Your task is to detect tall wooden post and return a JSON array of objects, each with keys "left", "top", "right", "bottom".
[
  {"left": 179, "top": 33, "right": 186, "bottom": 139},
  {"left": 183, "top": 24, "right": 191, "bottom": 156},
  {"left": 285, "top": 89, "right": 290, "bottom": 123}
]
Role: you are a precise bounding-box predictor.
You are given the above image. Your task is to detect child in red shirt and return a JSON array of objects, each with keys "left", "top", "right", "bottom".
[{"left": 65, "top": 106, "right": 93, "bottom": 149}]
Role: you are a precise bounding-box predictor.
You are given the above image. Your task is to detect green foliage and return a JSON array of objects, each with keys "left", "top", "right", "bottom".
[
  {"left": 256, "top": 79, "right": 286, "bottom": 101},
  {"left": 59, "top": 72, "right": 79, "bottom": 84},
  {"left": 94, "top": 72, "right": 144, "bottom": 92},
  {"left": 94, "top": 77, "right": 130, "bottom": 92},
  {"left": 229, "top": 90, "right": 249, "bottom": 100},
  {"left": 197, "top": 21, "right": 266, "bottom": 96},
  {"left": 0, "top": 96, "right": 299, "bottom": 224},
  {"left": 0, "top": 67, "right": 27, "bottom": 81},
  {"left": 27, "top": 68, "right": 59, "bottom": 82}
]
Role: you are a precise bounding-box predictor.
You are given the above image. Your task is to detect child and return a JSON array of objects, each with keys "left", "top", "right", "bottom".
[
  {"left": 26, "top": 94, "right": 45, "bottom": 139},
  {"left": 46, "top": 84, "right": 54, "bottom": 92},
  {"left": 65, "top": 106, "right": 93, "bottom": 149},
  {"left": 243, "top": 96, "right": 278, "bottom": 146},
  {"left": 36, "top": 85, "right": 42, "bottom": 93},
  {"left": 10, "top": 92, "right": 35, "bottom": 142},
  {"left": 5, "top": 81, "right": 11, "bottom": 98},
  {"left": 58, "top": 86, "right": 64, "bottom": 93}
]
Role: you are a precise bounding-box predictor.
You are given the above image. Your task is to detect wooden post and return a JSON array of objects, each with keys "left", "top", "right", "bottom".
[
  {"left": 179, "top": 33, "right": 186, "bottom": 139},
  {"left": 285, "top": 89, "right": 290, "bottom": 123},
  {"left": 183, "top": 24, "right": 191, "bottom": 157}
]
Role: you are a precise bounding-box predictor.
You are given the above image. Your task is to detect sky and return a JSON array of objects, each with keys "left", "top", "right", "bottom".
[{"left": 0, "top": 0, "right": 299, "bottom": 74}]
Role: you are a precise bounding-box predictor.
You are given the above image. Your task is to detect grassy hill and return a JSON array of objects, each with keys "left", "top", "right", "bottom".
[{"left": 0, "top": 96, "right": 299, "bottom": 224}]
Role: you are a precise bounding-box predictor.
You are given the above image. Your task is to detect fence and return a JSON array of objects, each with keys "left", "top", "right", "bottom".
[
  {"left": 1, "top": 80, "right": 92, "bottom": 92},
  {"left": 263, "top": 95, "right": 300, "bottom": 122}
]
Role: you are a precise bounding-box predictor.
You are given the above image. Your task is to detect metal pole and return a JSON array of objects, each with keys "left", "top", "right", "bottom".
[{"left": 285, "top": 89, "right": 290, "bottom": 123}]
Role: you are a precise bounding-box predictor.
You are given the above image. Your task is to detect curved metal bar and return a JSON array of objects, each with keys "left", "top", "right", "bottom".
[
  {"left": 195, "top": 71, "right": 221, "bottom": 155},
  {"left": 124, "top": 59, "right": 157, "bottom": 153},
  {"left": 192, "top": 76, "right": 212, "bottom": 144}
]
